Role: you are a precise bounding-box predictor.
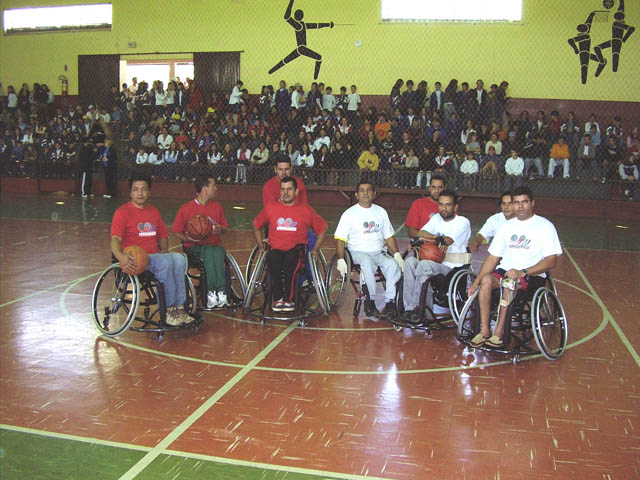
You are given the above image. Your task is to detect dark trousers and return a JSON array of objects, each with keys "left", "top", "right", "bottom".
[
  {"left": 104, "top": 164, "right": 117, "bottom": 196},
  {"left": 266, "top": 244, "right": 305, "bottom": 302}
]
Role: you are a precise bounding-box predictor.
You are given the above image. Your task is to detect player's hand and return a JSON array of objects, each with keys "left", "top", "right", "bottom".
[
  {"left": 257, "top": 243, "right": 266, "bottom": 254},
  {"left": 119, "top": 253, "right": 136, "bottom": 274},
  {"left": 310, "top": 248, "right": 319, "bottom": 261},
  {"left": 468, "top": 240, "right": 479, "bottom": 252},
  {"left": 393, "top": 252, "right": 404, "bottom": 270},
  {"left": 467, "top": 281, "right": 478, "bottom": 297},
  {"left": 211, "top": 222, "right": 222, "bottom": 234},
  {"left": 505, "top": 268, "right": 521, "bottom": 279},
  {"left": 336, "top": 258, "right": 348, "bottom": 277}
]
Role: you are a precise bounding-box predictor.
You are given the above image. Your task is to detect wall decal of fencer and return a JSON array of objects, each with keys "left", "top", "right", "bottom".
[{"left": 568, "top": 0, "right": 635, "bottom": 84}]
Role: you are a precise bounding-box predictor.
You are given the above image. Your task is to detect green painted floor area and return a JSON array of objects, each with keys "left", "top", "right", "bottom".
[{"left": 1, "top": 193, "right": 639, "bottom": 251}]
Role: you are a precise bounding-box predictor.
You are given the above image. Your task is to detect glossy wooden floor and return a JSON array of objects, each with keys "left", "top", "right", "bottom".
[{"left": 1, "top": 194, "right": 639, "bottom": 479}]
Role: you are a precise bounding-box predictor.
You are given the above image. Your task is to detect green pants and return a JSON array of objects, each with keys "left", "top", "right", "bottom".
[{"left": 190, "top": 245, "right": 226, "bottom": 292}]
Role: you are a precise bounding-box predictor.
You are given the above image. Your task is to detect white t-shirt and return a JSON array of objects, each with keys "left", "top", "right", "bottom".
[
  {"left": 489, "top": 214, "right": 562, "bottom": 276},
  {"left": 422, "top": 214, "right": 471, "bottom": 268},
  {"left": 477, "top": 212, "right": 509, "bottom": 242},
  {"left": 347, "top": 93, "right": 361, "bottom": 111},
  {"left": 334, "top": 204, "right": 395, "bottom": 254}
]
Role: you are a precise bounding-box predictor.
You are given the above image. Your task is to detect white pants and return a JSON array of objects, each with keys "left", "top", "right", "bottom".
[
  {"left": 350, "top": 251, "right": 401, "bottom": 303},
  {"left": 402, "top": 257, "right": 451, "bottom": 311},
  {"left": 548, "top": 158, "right": 570, "bottom": 178}
]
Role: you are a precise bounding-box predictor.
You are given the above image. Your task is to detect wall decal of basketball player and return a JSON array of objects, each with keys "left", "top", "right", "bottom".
[
  {"left": 592, "top": 0, "right": 635, "bottom": 73},
  {"left": 268, "top": 0, "right": 334, "bottom": 80},
  {"left": 568, "top": 12, "right": 599, "bottom": 84}
]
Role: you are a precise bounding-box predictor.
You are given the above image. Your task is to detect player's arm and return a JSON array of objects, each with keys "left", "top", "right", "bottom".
[
  {"left": 417, "top": 229, "right": 452, "bottom": 248},
  {"left": 158, "top": 236, "right": 169, "bottom": 254},
  {"left": 505, "top": 255, "right": 558, "bottom": 279},
  {"left": 253, "top": 210, "right": 267, "bottom": 253},
  {"left": 407, "top": 226, "right": 421, "bottom": 238},
  {"left": 310, "top": 228, "right": 327, "bottom": 258},
  {"left": 468, "top": 233, "right": 487, "bottom": 252},
  {"left": 111, "top": 235, "right": 135, "bottom": 272},
  {"left": 384, "top": 235, "right": 400, "bottom": 255},
  {"left": 468, "top": 254, "right": 502, "bottom": 295},
  {"left": 335, "top": 238, "right": 346, "bottom": 260}
]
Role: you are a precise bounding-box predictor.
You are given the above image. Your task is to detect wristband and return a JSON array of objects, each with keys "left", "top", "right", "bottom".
[{"left": 435, "top": 236, "right": 446, "bottom": 247}]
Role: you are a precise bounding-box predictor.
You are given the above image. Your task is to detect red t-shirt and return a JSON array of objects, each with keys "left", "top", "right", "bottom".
[
  {"left": 262, "top": 175, "right": 308, "bottom": 206},
  {"left": 172, "top": 199, "right": 228, "bottom": 248},
  {"left": 405, "top": 196, "right": 439, "bottom": 231},
  {"left": 111, "top": 202, "right": 168, "bottom": 254},
  {"left": 253, "top": 201, "right": 327, "bottom": 251}
]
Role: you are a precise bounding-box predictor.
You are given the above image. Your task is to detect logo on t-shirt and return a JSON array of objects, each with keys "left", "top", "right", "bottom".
[
  {"left": 509, "top": 234, "right": 531, "bottom": 249},
  {"left": 138, "top": 222, "right": 157, "bottom": 237},
  {"left": 276, "top": 217, "right": 297, "bottom": 232},
  {"left": 362, "top": 221, "right": 380, "bottom": 234}
]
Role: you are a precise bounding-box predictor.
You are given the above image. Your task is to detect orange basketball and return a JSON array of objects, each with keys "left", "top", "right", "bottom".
[
  {"left": 186, "top": 215, "right": 212, "bottom": 241},
  {"left": 123, "top": 245, "right": 149, "bottom": 275},
  {"left": 418, "top": 242, "right": 445, "bottom": 263}
]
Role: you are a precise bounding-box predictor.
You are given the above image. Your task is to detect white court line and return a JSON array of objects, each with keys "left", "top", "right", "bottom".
[
  {"left": 118, "top": 320, "right": 300, "bottom": 480},
  {"left": 565, "top": 248, "right": 640, "bottom": 369}
]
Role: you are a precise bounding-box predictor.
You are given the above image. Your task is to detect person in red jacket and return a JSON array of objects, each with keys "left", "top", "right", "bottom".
[
  {"left": 172, "top": 174, "right": 229, "bottom": 309},
  {"left": 253, "top": 176, "right": 326, "bottom": 312},
  {"left": 404, "top": 174, "right": 446, "bottom": 238},
  {"left": 262, "top": 157, "right": 307, "bottom": 206}
]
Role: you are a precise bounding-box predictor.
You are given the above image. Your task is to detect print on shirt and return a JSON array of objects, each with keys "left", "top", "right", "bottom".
[
  {"left": 509, "top": 234, "right": 531, "bottom": 249},
  {"left": 138, "top": 222, "right": 157, "bottom": 237},
  {"left": 277, "top": 217, "right": 298, "bottom": 232},
  {"left": 362, "top": 220, "right": 381, "bottom": 234}
]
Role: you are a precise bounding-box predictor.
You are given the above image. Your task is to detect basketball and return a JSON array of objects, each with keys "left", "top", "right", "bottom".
[
  {"left": 418, "top": 242, "right": 445, "bottom": 263},
  {"left": 123, "top": 245, "right": 149, "bottom": 275},
  {"left": 603, "top": 0, "right": 614, "bottom": 9},
  {"left": 186, "top": 215, "right": 212, "bottom": 241}
]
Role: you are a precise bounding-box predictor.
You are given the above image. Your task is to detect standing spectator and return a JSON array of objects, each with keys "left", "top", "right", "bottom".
[
  {"left": 98, "top": 139, "right": 118, "bottom": 198},
  {"left": 78, "top": 137, "right": 98, "bottom": 197},
  {"left": 576, "top": 134, "right": 598, "bottom": 180},
  {"left": 430, "top": 81, "right": 444, "bottom": 115},
  {"left": 228, "top": 80, "right": 243, "bottom": 113},
  {"left": 389, "top": 78, "right": 403, "bottom": 111},
  {"left": 6, "top": 86, "right": 18, "bottom": 117},
  {"left": 443, "top": 79, "right": 458, "bottom": 121},
  {"left": 235, "top": 141, "right": 250, "bottom": 184},
  {"left": 347, "top": 84, "right": 361, "bottom": 122}
]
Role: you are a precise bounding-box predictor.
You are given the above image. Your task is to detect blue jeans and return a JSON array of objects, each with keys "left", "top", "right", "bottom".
[{"left": 147, "top": 253, "right": 187, "bottom": 308}]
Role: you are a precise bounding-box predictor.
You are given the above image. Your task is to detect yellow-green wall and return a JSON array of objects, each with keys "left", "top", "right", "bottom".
[{"left": 1, "top": 0, "right": 638, "bottom": 101}]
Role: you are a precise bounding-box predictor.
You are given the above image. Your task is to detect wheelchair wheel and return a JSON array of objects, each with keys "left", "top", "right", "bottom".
[
  {"left": 226, "top": 253, "right": 247, "bottom": 307},
  {"left": 448, "top": 269, "right": 476, "bottom": 326},
  {"left": 91, "top": 264, "right": 139, "bottom": 337},
  {"left": 184, "top": 276, "right": 197, "bottom": 316},
  {"left": 243, "top": 249, "right": 267, "bottom": 313},
  {"left": 457, "top": 289, "right": 479, "bottom": 338},
  {"left": 531, "top": 287, "right": 568, "bottom": 360},
  {"left": 325, "top": 254, "right": 349, "bottom": 310},
  {"left": 308, "top": 251, "right": 329, "bottom": 315}
]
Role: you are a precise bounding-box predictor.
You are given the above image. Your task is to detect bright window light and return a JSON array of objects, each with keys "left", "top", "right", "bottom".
[
  {"left": 381, "top": 0, "right": 522, "bottom": 22},
  {"left": 3, "top": 4, "right": 112, "bottom": 33}
]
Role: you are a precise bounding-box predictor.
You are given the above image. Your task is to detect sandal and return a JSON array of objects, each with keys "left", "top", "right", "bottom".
[
  {"left": 470, "top": 333, "right": 490, "bottom": 347},
  {"left": 486, "top": 335, "right": 504, "bottom": 347}
]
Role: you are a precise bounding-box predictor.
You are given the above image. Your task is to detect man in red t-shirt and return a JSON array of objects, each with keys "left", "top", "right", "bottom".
[
  {"left": 253, "top": 176, "right": 327, "bottom": 312},
  {"left": 172, "top": 174, "right": 229, "bottom": 309},
  {"left": 405, "top": 174, "right": 445, "bottom": 238},
  {"left": 111, "top": 173, "right": 192, "bottom": 326},
  {"left": 262, "top": 157, "right": 307, "bottom": 206}
]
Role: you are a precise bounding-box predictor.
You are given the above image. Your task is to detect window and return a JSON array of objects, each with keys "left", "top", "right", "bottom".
[
  {"left": 3, "top": 3, "right": 112, "bottom": 33},
  {"left": 381, "top": 0, "right": 522, "bottom": 22}
]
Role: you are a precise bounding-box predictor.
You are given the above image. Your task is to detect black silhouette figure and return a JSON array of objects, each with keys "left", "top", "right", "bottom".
[
  {"left": 568, "top": 12, "right": 598, "bottom": 84},
  {"left": 269, "top": 0, "right": 334, "bottom": 80},
  {"left": 592, "top": 0, "right": 635, "bottom": 73}
]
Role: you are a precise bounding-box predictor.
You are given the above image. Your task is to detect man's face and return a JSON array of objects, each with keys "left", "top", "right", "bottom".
[
  {"left": 275, "top": 162, "right": 292, "bottom": 180},
  {"left": 355, "top": 184, "right": 375, "bottom": 207},
  {"left": 438, "top": 194, "right": 456, "bottom": 220},
  {"left": 429, "top": 179, "right": 445, "bottom": 200},
  {"left": 130, "top": 180, "right": 150, "bottom": 207},
  {"left": 512, "top": 194, "right": 534, "bottom": 220},
  {"left": 280, "top": 181, "right": 297, "bottom": 205},
  {"left": 500, "top": 195, "right": 514, "bottom": 219},
  {"left": 205, "top": 178, "right": 217, "bottom": 200},
  {"left": 477, "top": 80, "right": 484, "bottom": 89}
]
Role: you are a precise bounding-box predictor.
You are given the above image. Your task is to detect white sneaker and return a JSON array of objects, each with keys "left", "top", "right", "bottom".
[
  {"left": 165, "top": 307, "right": 182, "bottom": 326},
  {"left": 207, "top": 291, "right": 219, "bottom": 308},
  {"left": 217, "top": 291, "right": 228, "bottom": 307}
]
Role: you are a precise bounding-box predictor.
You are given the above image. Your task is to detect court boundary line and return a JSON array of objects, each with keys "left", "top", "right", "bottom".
[{"left": 565, "top": 248, "right": 640, "bottom": 369}]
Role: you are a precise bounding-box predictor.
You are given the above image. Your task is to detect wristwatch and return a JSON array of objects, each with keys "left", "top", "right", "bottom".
[{"left": 521, "top": 268, "right": 528, "bottom": 276}]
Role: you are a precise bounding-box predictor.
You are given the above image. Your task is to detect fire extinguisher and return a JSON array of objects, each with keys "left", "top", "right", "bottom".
[{"left": 59, "top": 75, "right": 68, "bottom": 96}]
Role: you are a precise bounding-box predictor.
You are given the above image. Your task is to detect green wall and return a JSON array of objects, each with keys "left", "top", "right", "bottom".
[{"left": 1, "top": 0, "right": 638, "bottom": 101}]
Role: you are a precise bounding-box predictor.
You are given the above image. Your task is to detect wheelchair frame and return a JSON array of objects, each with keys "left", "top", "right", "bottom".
[{"left": 456, "top": 274, "right": 568, "bottom": 363}]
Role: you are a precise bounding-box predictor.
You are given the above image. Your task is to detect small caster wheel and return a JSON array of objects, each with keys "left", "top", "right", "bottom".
[
  {"left": 425, "top": 331, "right": 434, "bottom": 339},
  {"left": 468, "top": 346, "right": 475, "bottom": 353},
  {"left": 393, "top": 324, "right": 402, "bottom": 332},
  {"left": 157, "top": 333, "right": 163, "bottom": 342},
  {"left": 300, "top": 320, "right": 307, "bottom": 328},
  {"left": 512, "top": 355, "right": 520, "bottom": 365}
]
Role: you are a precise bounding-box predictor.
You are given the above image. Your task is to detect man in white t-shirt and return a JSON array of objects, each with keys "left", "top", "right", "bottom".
[
  {"left": 468, "top": 191, "right": 514, "bottom": 252},
  {"left": 402, "top": 190, "right": 471, "bottom": 315},
  {"left": 467, "top": 186, "right": 562, "bottom": 348},
  {"left": 334, "top": 182, "right": 404, "bottom": 317}
]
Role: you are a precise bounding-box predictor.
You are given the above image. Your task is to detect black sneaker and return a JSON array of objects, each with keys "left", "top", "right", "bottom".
[
  {"left": 364, "top": 299, "right": 379, "bottom": 318},
  {"left": 381, "top": 301, "right": 396, "bottom": 318}
]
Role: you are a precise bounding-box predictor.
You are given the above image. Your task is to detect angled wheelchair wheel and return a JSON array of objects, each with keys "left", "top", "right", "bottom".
[
  {"left": 91, "top": 264, "right": 139, "bottom": 337},
  {"left": 448, "top": 269, "right": 476, "bottom": 326},
  {"left": 184, "top": 275, "right": 198, "bottom": 316},
  {"left": 531, "top": 287, "right": 568, "bottom": 360},
  {"left": 226, "top": 253, "right": 247, "bottom": 307},
  {"left": 243, "top": 249, "right": 267, "bottom": 313},
  {"left": 326, "top": 254, "right": 350, "bottom": 310},
  {"left": 457, "top": 289, "right": 479, "bottom": 338},
  {"left": 308, "top": 251, "right": 329, "bottom": 315},
  {"left": 245, "top": 243, "right": 263, "bottom": 282}
]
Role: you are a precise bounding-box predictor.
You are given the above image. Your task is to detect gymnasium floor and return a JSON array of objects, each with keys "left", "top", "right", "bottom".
[{"left": 1, "top": 192, "right": 639, "bottom": 479}]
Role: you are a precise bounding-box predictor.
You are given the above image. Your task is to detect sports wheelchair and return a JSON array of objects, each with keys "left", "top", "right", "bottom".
[
  {"left": 183, "top": 246, "right": 246, "bottom": 311},
  {"left": 325, "top": 248, "right": 400, "bottom": 318},
  {"left": 91, "top": 254, "right": 200, "bottom": 340},
  {"left": 389, "top": 238, "right": 476, "bottom": 337},
  {"left": 243, "top": 243, "right": 330, "bottom": 327},
  {"left": 457, "top": 273, "right": 568, "bottom": 363}
]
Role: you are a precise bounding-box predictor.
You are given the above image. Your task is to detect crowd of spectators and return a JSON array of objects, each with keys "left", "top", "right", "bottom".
[{"left": 1, "top": 76, "right": 639, "bottom": 199}]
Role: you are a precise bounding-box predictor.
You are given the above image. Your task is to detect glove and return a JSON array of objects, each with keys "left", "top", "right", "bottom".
[
  {"left": 337, "top": 258, "right": 348, "bottom": 277},
  {"left": 393, "top": 252, "right": 404, "bottom": 270}
]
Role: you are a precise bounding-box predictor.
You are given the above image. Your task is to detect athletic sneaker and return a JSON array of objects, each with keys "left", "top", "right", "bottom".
[
  {"left": 282, "top": 302, "right": 295, "bottom": 312},
  {"left": 165, "top": 308, "right": 182, "bottom": 326},
  {"left": 207, "top": 291, "right": 218, "bottom": 309},
  {"left": 217, "top": 291, "right": 228, "bottom": 307},
  {"left": 272, "top": 300, "right": 286, "bottom": 312}
]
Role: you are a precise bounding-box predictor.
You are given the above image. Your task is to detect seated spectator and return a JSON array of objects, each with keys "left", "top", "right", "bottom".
[
  {"left": 484, "top": 133, "right": 502, "bottom": 155},
  {"left": 405, "top": 147, "right": 420, "bottom": 189},
  {"left": 460, "top": 151, "right": 479, "bottom": 175},
  {"left": 251, "top": 141, "right": 270, "bottom": 167},
  {"left": 601, "top": 135, "right": 623, "bottom": 181},
  {"left": 140, "top": 129, "right": 155, "bottom": 152},
  {"left": 481, "top": 145, "right": 502, "bottom": 177},
  {"left": 286, "top": 142, "right": 299, "bottom": 165},
  {"left": 521, "top": 133, "right": 546, "bottom": 178},
  {"left": 135, "top": 146, "right": 148, "bottom": 165},
  {"left": 433, "top": 145, "right": 456, "bottom": 173},
  {"left": 504, "top": 148, "right": 524, "bottom": 188},
  {"left": 548, "top": 136, "right": 570, "bottom": 178},
  {"left": 619, "top": 155, "right": 639, "bottom": 200},
  {"left": 576, "top": 134, "right": 598, "bottom": 180},
  {"left": 465, "top": 132, "right": 482, "bottom": 156},
  {"left": 390, "top": 147, "right": 407, "bottom": 188},
  {"left": 157, "top": 126, "right": 173, "bottom": 151},
  {"left": 375, "top": 113, "right": 391, "bottom": 142},
  {"left": 357, "top": 144, "right": 379, "bottom": 172}
]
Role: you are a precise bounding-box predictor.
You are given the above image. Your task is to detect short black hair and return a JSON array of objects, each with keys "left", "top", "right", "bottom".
[
  {"left": 356, "top": 180, "right": 375, "bottom": 192},
  {"left": 430, "top": 174, "right": 446, "bottom": 186},
  {"left": 129, "top": 172, "right": 152, "bottom": 190},
  {"left": 280, "top": 176, "right": 298, "bottom": 190},
  {"left": 499, "top": 190, "right": 512, "bottom": 207},
  {"left": 195, "top": 173, "right": 214, "bottom": 193},
  {"left": 512, "top": 185, "right": 534, "bottom": 201},
  {"left": 438, "top": 189, "right": 458, "bottom": 205}
]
